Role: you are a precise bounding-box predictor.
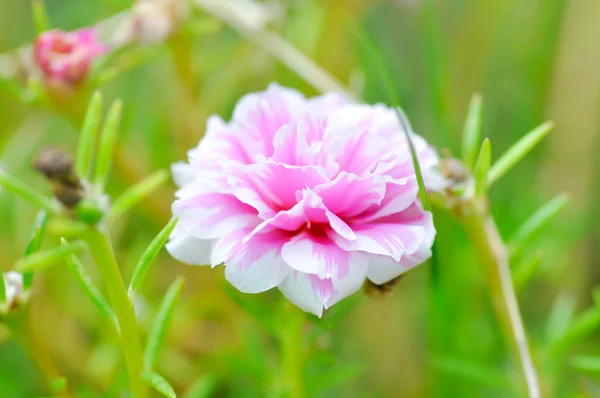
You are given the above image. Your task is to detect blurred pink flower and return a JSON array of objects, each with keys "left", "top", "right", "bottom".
[
  {"left": 34, "top": 28, "right": 107, "bottom": 85},
  {"left": 168, "top": 84, "right": 441, "bottom": 316}
]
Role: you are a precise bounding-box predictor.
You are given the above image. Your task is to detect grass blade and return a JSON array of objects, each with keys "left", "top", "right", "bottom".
[
  {"left": 128, "top": 218, "right": 179, "bottom": 300},
  {"left": 61, "top": 238, "right": 116, "bottom": 325},
  {"left": 0, "top": 271, "right": 6, "bottom": 306},
  {"left": 75, "top": 92, "right": 103, "bottom": 179},
  {"left": 488, "top": 121, "right": 553, "bottom": 185},
  {"left": 512, "top": 251, "right": 542, "bottom": 292},
  {"left": 394, "top": 107, "right": 431, "bottom": 211},
  {"left": 140, "top": 370, "right": 177, "bottom": 398},
  {"left": 108, "top": 169, "right": 169, "bottom": 223},
  {"left": 183, "top": 375, "right": 218, "bottom": 398},
  {"left": 144, "top": 277, "right": 184, "bottom": 370},
  {"left": 461, "top": 93, "right": 483, "bottom": 170},
  {"left": 15, "top": 241, "right": 86, "bottom": 273},
  {"left": 508, "top": 193, "right": 569, "bottom": 257},
  {"left": 94, "top": 99, "right": 123, "bottom": 190},
  {"left": 572, "top": 356, "right": 600, "bottom": 373},
  {"left": 0, "top": 169, "right": 56, "bottom": 212},
  {"left": 474, "top": 138, "right": 491, "bottom": 197},
  {"left": 23, "top": 210, "right": 50, "bottom": 289},
  {"left": 32, "top": 0, "right": 50, "bottom": 35}
]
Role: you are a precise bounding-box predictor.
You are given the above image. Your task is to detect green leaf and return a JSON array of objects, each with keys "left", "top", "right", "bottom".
[
  {"left": 0, "top": 270, "right": 6, "bottom": 306},
  {"left": 550, "top": 305, "right": 600, "bottom": 356},
  {"left": 512, "top": 251, "right": 542, "bottom": 292},
  {"left": 93, "top": 99, "right": 123, "bottom": 190},
  {"left": 508, "top": 193, "right": 569, "bottom": 257},
  {"left": 572, "top": 356, "right": 600, "bottom": 373},
  {"left": 473, "top": 138, "right": 491, "bottom": 197},
  {"left": 144, "top": 277, "right": 184, "bottom": 370},
  {"left": 488, "top": 121, "right": 553, "bottom": 185},
  {"left": 461, "top": 93, "right": 483, "bottom": 171},
  {"left": 32, "top": 0, "right": 50, "bottom": 35},
  {"left": 544, "top": 293, "right": 576, "bottom": 345},
  {"left": 75, "top": 92, "right": 103, "bottom": 179},
  {"left": 15, "top": 240, "right": 86, "bottom": 273},
  {"left": 432, "top": 357, "right": 512, "bottom": 389},
  {"left": 140, "top": 370, "right": 177, "bottom": 398},
  {"left": 394, "top": 107, "right": 431, "bottom": 211},
  {"left": 0, "top": 169, "right": 56, "bottom": 212},
  {"left": 23, "top": 210, "right": 49, "bottom": 289},
  {"left": 183, "top": 375, "right": 218, "bottom": 398},
  {"left": 128, "top": 218, "right": 179, "bottom": 300},
  {"left": 61, "top": 238, "right": 116, "bottom": 324},
  {"left": 108, "top": 169, "right": 169, "bottom": 223}
]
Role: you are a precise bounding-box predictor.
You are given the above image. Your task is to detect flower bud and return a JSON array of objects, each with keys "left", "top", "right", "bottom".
[
  {"left": 33, "top": 147, "right": 84, "bottom": 208},
  {"left": 1, "top": 272, "right": 26, "bottom": 315},
  {"left": 34, "top": 28, "right": 107, "bottom": 86},
  {"left": 113, "top": 0, "right": 189, "bottom": 45}
]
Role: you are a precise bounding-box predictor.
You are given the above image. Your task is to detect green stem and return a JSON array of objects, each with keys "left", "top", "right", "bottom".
[
  {"left": 279, "top": 304, "right": 305, "bottom": 398},
  {"left": 460, "top": 203, "right": 540, "bottom": 398},
  {"left": 83, "top": 228, "right": 146, "bottom": 398}
]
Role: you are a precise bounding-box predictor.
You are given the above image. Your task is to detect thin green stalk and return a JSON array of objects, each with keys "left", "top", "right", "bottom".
[
  {"left": 83, "top": 228, "right": 146, "bottom": 398},
  {"left": 460, "top": 207, "right": 540, "bottom": 398},
  {"left": 280, "top": 304, "right": 305, "bottom": 398}
]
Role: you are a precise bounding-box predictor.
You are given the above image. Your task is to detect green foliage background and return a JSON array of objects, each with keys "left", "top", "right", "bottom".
[{"left": 0, "top": 0, "right": 597, "bottom": 396}]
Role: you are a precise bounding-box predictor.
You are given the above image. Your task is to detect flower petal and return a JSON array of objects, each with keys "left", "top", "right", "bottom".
[
  {"left": 278, "top": 272, "right": 333, "bottom": 317},
  {"left": 212, "top": 228, "right": 291, "bottom": 293}
]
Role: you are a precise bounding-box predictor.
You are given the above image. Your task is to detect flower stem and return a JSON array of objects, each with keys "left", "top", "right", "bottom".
[
  {"left": 461, "top": 205, "right": 540, "bottom": 398},
  {"left": 83, "top": 228, "right": 146, "bottom": 398},
  {"left": 279, "top": 303, "right": 305, "bottom": 398}
]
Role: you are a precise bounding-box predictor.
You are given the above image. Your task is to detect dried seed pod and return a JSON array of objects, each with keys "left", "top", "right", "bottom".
[
  {"left": 33, "top": 147, "right": 83, "bottom": 208},
  {"left": 363, "top": 276, "right": 404, "bottom": 297}
]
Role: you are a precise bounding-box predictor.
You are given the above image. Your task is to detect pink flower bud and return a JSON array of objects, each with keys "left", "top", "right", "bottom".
[{"left": 34, "top": 28, "right": 108, "bottom": 86}]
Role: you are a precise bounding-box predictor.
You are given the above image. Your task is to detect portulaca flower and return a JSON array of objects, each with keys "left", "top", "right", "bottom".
[
  {"left": 168, "top": 84, "right": 441, "bottom": 316},
  {"left": 34, "top": 28, "right": 107, "bottom": 86}
]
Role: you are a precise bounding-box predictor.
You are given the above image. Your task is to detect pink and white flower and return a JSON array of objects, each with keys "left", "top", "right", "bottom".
[
  {"left": 168, "top": 84, "right": 441, "bottom": 316},
  {"left": 34, "top": 28, "right": 107, "bottom": 85}
]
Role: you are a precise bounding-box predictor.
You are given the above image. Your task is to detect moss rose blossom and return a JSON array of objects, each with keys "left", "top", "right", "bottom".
[{"left": 168, "top": 84, "right": 441, "bottom": 316}]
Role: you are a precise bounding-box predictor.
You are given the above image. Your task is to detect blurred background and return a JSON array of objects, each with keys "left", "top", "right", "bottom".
[{"left": 0, "top": 0, "right": 597, "bottom": 397}]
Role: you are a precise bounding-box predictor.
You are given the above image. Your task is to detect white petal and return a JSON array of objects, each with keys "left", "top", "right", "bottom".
[
  {"left": 224, "top": 250, "right": 291, "bottom": 294},
  {"left": 166, "top": 234, "right": 213, "bottom": 266},
  {"left": 278, "top": 272, "right": 329, "bottom": 317}
]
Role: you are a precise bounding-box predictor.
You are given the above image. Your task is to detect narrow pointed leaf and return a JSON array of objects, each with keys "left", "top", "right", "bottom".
[
  {"left": 394, "top": 107, "right": 431, "bottom": 211},
  {"left": 140, "top": 370, "right": 177, "bottom": 398},
  {"left": 461, "top": 93, "right": 483, "bottom": 170},
  {"left": 108, "top": 169, "right": 169, "bottom": 222},
  {"left": 94, "top": 99, "right": 123, "bottom": 190},
  {"left": 488, "top": 121, "right": 553, "bottom": 185},
  {"left": 573, "top": 356, "right": 600, "bottom": 373},
  {"left": 512, "top": 251, "right": 542, "bottom": 292},
  {"left": 544, "top": 293, "right": 576, "bottom": 345},
  {"left": 183, "top": 375, "right": 218, "bottom": 398},
  {"left": 75, "top": 92, "right": 103, "bottom": 179},
  {"left": 0, "top": 169, "right": 56, "bottom": 212},
  {"left": 144, "top": 277, "right": 184, "bottom": 370},
  {"left": 549, "top": 306, "right": 600, "bottom": 356},
  {"left": 32, "top": 0, "right": 50, "bottom": 35},
  {"left": 15, "top": 241, "right": 86, "bottom": 273},
  {"left": 508, "top": 193, "right": 569, "bottom": 257},
  {"left": 61, "top": 238, "right": 116, "bottom": 324},
  {"left": 474, "top": 138, "right": 491, "bottom": 197},
  {"left": 128, "top": 218, "right": 179, "bottom": 299},
  {"left": 0, "top": 271, "right": 6, "bottom": 306},
  {"left": 23, "top": 210, "right": 49, "bottom": 289}
]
